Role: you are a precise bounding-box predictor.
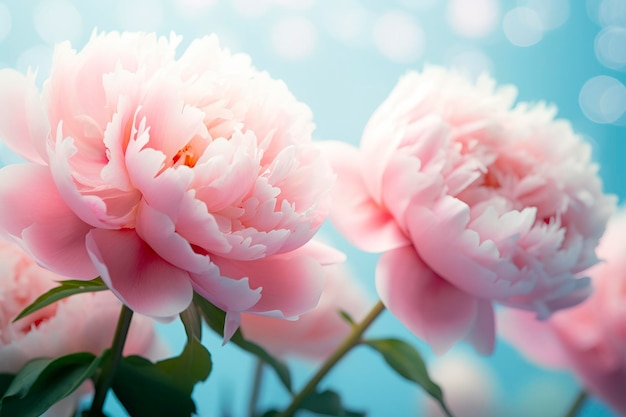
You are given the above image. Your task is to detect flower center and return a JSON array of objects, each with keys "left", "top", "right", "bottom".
[{"left": 172, "top": 145, "right": 197, "bottom": 168}]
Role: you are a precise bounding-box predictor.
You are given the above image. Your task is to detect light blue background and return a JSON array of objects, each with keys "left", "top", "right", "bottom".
[{"left": 0, "top": 1, "right": 625, "bottom": 416}]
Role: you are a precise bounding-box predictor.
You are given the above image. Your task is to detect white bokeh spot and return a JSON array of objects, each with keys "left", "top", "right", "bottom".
[
  {"left": 579, "top": 75, "right": 626, "bottom": 124},
  {"left": 0, "top": 3, "right": 11, "bottom": 44},
  {"left": 373, "top": 10, "right": 425, "bottom": 63},
  {"left": 595, "top": 26, "right": 626, "bottom": 70},
  {"left": 117, "top": 0, "right": 164, "bottom": 31},
  {"left": 447, "top": 0, "right": 500, "bottom": 38},
  {"left": 325, "top": 1, "right": 374, "bottom": 48},
  {"left": 34, "top": 0, "right": 83, "bottom": 45},
  {"left": 518, "top": 0, "right": 570, "bottom": 31},
  {"left": 232, "top": 0, "right": 271, "bottom": 17},
  {"left": 503, "top": 7, "right": 544, "bottom": 47},
  {"left": 271, "top": 16, "right": 318, "bottom": 60},
  {"left": 597, "top": 0, "right": 626, "bottom": 27}
]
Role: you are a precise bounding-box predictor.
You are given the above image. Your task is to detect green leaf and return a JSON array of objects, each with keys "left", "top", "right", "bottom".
[
  {"left": 14, "top": 277, "right": 108, "bottom": 322},
  {"left": 155, "top": 337, "right": 212, "bottom": 395},
  {"left": 364, "top": 338, "right": 454, "bottom": 417},
  {"left": 113, "top": 354, "right": 205, "bottom": 417},
  {"left": 338, "top": 310, "right": 356, "bottom": 327},
  {"left": 300, "top": 390, "right": 365, "bottom": 417},
  {"left": 194, "top": 294, "right": 293, "bottom": 392},
  {"left": 0, "top": 375, "right": 14, "bottom": 398},
  {"left": 0, "top": 352, "right": 102, "bottom": 417}
]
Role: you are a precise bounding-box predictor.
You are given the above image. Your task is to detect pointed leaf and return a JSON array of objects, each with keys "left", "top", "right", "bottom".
[
  {"left": 194, "top": 294, "right": 292, "bottom": 392},
  {"left": 364, "top": 338, "right": 454, "bottom": 417},
  {"left": 338, "top": 310, "right": 356, "bottom": 327},
  {"left": 300, "top": 390, "right": 365, "bottom": 417},
  {"left": 155, "top": 337, "right": 212, "bottom": 395},
  {"left": 14, "top": 277, "right": 108, "bottom": 322},
  {"left": 112, "top": 354, "right": 204, "bottom": 417},
  {"left": 0, "top": 353, "right": 101, "bottom": 417}
]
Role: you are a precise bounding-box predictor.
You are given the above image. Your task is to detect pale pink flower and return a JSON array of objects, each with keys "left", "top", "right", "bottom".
[
  {"left": 0, "top": 239, "right": 165, "bottom": 417},
  {"left": 0, "top": 31, "right": 336, "bottom": 337},
  {"left": 321, "top": 66, "right": 615, "bottom": 354},
  {"left": 500, "top": 209, "right": 626, "bottom": 415},
  {"left": 240, "top": 262, "right": 370, "bottom": 361}
]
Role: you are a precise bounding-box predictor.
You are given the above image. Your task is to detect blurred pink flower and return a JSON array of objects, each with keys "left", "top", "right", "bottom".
[
  {"left": 321, "top": 66, "right": 615, "bottom": 354},
  {"left": 500, "top": 209, "right": 626, "bottom": 416},
  {"left": 240, "top": 262, "right": 370, "bottom": 361},
  {"left": 0, "top": 32, "right": 336, "bottom": 337},
  {"left": 0, "top": 239, "right": 165, "bottom": 417}
]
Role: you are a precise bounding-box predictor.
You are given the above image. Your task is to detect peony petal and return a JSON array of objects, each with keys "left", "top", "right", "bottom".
[
  {"left": 376, "top": 245, "right": 482, "bottom": 354},
  {"left": 0, "top": 69, "right": 48, "bottom": 164},
  {"left": 318, "top": 140, "right": 409, "bottom": 252},
  {"left": 463, "top": 299, "right": 495, "bottom": 355},
  {"left": 283, "top": 239, "right": 346, "bottom": 266},
  {"left": 409, "top": 196, "right": 527, "bottom": 299},
  {"left": 0, "top": 164, "right": 97, "bottom": 278},
  {"left": 498, "top": 309, "right": 571, "bottom": 369},
  {"left": 85, "top": 229, "right": 193, "bottom": 318},
  {"left": 135, "top": 200, "right": 216, "bottom": 274},
  {"left": 212, "top": 252, "right": 326, "bottom": 319}
]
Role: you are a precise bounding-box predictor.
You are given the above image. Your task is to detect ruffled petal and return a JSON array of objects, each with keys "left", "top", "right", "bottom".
[
  {"left": 0, "top": 164, "right": 96, "bottom": 278},
  {"left": 463, "top": 299, "right": 495, "bottom": 355},
  {"left": 135, "top": 200, "right": 216, "bottom": 274},
  {"left": 0, "top": 69, "right": 48, "bottom": 164},
  {"left": 318, "top": 140, "right": 409, "bottom": 252},
  {"left": 213, "top": 252, "right": 326, "bottom": 319},
  {"left": 85, "top": 229, "right": 193, "bottom": 318},
  {"left": 376, "top": 245, "right": 482, "bottom": 354}
]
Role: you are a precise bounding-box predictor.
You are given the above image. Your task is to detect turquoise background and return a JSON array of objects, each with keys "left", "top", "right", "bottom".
[{"left": 0, "top": 1, "right": 625, "bottom": 416}]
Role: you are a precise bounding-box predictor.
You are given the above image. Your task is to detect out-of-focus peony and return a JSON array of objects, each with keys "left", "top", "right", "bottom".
[
  {"left": 500, "top": 209, "right": 626, "bottom": 416},
  {"left": 321, "top": 66, "right": 615, "bottom": 354},
  {"left": 0, "top": 31, "right": 336, "bottom": 338},
  {"left": 0, "top": 239, "right": 164, "bottom": 417},
  {"left": 419, "top": 351, "right": 499, "bottom": 417},
  {"left": 240, "top": 262, "right": 370, "bottom": 361}
]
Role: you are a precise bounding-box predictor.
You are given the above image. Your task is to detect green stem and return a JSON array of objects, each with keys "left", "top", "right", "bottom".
[
  {"left": 276, "top": 300, "right": 386, "bottom": 417},
  {"left": 248, "top": 359, "right": 264, "bottom": 417},
  {"left": 89, "top": 304, "right": 134, "bottom": 417},
  {"left": 563, "top": 390, "right": 588, "bottom": 417}
]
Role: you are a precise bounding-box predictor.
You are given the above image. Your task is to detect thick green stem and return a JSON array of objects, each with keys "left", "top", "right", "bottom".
[
  {"left": 563, "top": 390, "right": 588, "bottom": 417},
  {"left": 248, "top": 359, "right": 264, "bottom": 417},
  {"left": 276, "top": 300, "right": 386, "bottom": 417},
  {"left": 89, "top": 304, "right": 134, "bottom": 416}
]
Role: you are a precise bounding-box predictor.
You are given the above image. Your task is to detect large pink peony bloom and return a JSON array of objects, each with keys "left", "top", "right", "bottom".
[
  {"left": 321, "top": 66, "right": 615, "bottom": 354},
  {"left": 0, "top": 239, "right": 164, "bottom": 417},
  {"left": 500, "top": 209, "right": 626, "bottom": 416},
  {"left": 0, "top": 32, "right": 336, "bottom": 337},
  {"left": 240, "top": 261, "right": 370, "bottom": 361}
]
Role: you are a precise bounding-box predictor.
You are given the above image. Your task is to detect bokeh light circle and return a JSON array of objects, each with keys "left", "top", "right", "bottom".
[
  {"left": 271, "top": 16, "right": 318, "bottom": 60},
  {"left": 446, "top": 0, "right": 499, "bottom": 38},
  {"left": 503, "top": 7, "right": 544, "bottom": 47},
  {"left": 117, "top": 0, "right": 164, "bottom": 31},
  {"left": 518, "top": 0, "right": 570, "bottom": 31},
  {"left": 0, "top": 3, "right": 11, "bottom": 44},
  {"left": 579, "top": 75, "right": 626, "bottom": 124},
  {"left": 325, "top": 1, "right": 374, "bottom": 48},
  {"left": 34, "top": 0, "right": 83, "bottom": 45},
  {"left": 595, "top": 26, "right": 626, "bottom": 70},
  {"left": 373, "top": 10, "right": 425, "bottom": 63}
]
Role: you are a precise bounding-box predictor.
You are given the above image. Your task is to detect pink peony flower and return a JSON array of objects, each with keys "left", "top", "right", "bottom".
[
  {"left": 500, "top": 209, "right": 626, "bottom": 416},
  {"left": 0, "top": 239, "right": 165, "bottom": 417},
  {"left": 0, "top": 31, "right": 336, "bottom": 337},
  {"left": 240, "top": 261, "right": 371, "bottom": 361},
  {"left": 320, "top": 66, "right": 615, "bottom": 354}
]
